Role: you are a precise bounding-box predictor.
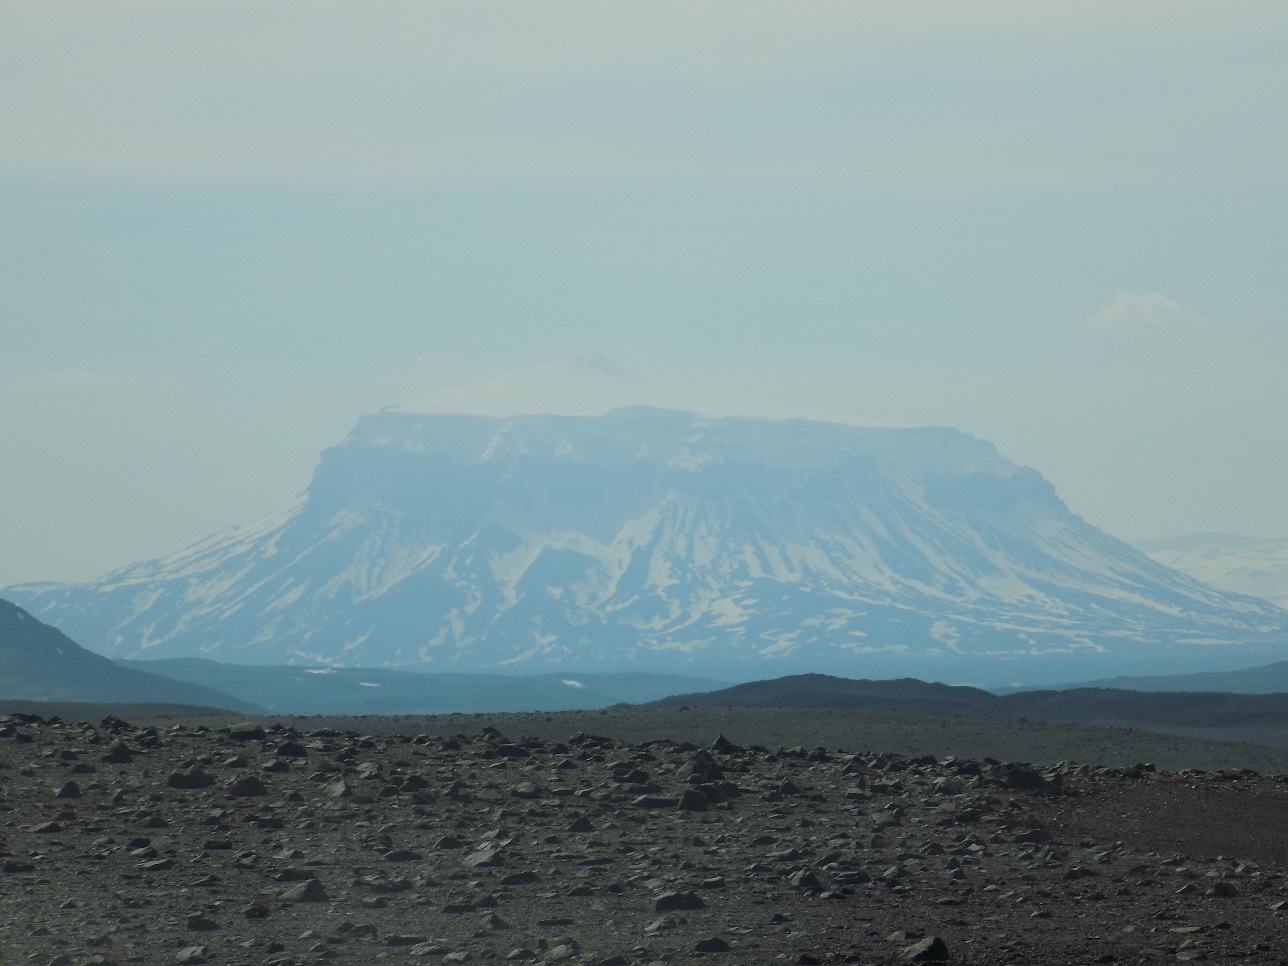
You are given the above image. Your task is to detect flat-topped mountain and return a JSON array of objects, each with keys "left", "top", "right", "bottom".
[{"left": 6, "top": 407, "right": 1285, "bottom": 682}]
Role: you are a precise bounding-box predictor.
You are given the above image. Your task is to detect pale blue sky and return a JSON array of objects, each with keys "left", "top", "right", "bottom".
[{"left": 2, "top": 2, "right": 1286, "bottom": 586}]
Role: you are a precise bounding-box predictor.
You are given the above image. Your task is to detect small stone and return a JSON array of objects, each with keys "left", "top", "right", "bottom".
[
  {"left": 695, "top": 937, "right": 730, "bottom": 953},
  {"left": 678, "top": 789, "right": 708, "bottom": 812},
  {"left": 175, "top": 946, "right": 207, "bottom": 964},
  {"left": 280, "top": 878, "right": 329, "bottom": 902},
  {"left": 654, "top": 891, "right": 706, "bottom": 912},
  {"left": 901, "top": 936, "right": 949, "bottom": 962},
  {"left": 227, "top": 723, "right": 266, "bottom": 741},
  {"left": 227, "top": 775, "right": 269, "bottom": 797},
  {"left": 384, "top": 935, "right": 425, "bottom": 947},
  {"left": 500, "top": 870, "right": 539, "bottom": 886},
  {"left": 462, "top": 847, "right": 502, "bottom": 868},
  {"left": 100, "top": 740, "right": 133, "bottom": 764},
  {"left": 383, "top": 848, "right": 423, "bottom": 862},
  {"left": 54, "top": 780, "right": 81, "bottom": 799},
  {"left": 167, "top": 766, "right": 214, "bottom": 789},
  {"left": 789, "top": 869, "right": 824, "bottom": 892},
  {"left": 632, "top": 795, "right": 679, "bottom": 808}
]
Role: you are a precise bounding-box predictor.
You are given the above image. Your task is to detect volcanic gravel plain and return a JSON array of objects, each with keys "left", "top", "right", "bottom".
[{"left": 4, "top": 708, "right": 1288, "bottom": 966}]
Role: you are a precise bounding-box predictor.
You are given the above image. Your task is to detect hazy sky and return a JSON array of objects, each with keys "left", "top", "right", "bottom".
[{"left": 2, "top": 2, "right": 1286, "bottom": 588}]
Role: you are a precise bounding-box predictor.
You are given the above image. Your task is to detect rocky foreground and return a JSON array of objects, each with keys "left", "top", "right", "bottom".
[{"left": 3, "top": 713, "right": 1288, "bottom": 966}]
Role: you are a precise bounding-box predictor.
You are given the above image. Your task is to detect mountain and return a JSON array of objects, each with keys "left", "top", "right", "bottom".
[
  {"left": 0, "top": 598, "right": 255, "bottom": 711},
  {"left": 5, "top": 407, "right": 1285, "bottom": 684},
  {"left": 1135, "top": 533, "right": 1288, "bottom": 609}
]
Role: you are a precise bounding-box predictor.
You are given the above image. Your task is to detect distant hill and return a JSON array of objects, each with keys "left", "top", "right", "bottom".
[
  {"left": 1067, "top": 659, "right": 1288, "bottom": 695},
  {"left": 0, "top": 598, "right": 256, "bottom": 712},
  {"left": 118, "top": 657, "right": 726, "bottom": 715},
  {"left": 645, "top": 672, "right": 1288, "bottom": 748},
  {"left": 650, "top": 673, "right": 993, "bottom": 715}
]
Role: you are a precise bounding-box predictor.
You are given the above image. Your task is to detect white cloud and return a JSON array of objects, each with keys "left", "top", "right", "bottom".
[{"left": 1085, "top": 292, "right": 1198, "bottom": 333}]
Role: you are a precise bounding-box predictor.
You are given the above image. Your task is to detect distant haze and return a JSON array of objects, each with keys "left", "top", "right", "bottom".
[{"left": 2, "top": 3, "right": 1286, "bottom": 587}]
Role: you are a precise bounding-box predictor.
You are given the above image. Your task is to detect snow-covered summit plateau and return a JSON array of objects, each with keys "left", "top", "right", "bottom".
[{"left": 7, "top": 408, "right": 1284, "bottom": 683}]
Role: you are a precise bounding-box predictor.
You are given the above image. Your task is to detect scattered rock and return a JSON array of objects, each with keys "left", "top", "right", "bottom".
[
  {"left": 695, "top": 937, "right": 730, "bottom": 952},
  {"left": 167, "top": 765, "right": 214, "bottom": 789},
  {"left": 654, "top": 891, "right": 706, "bottom": 912},
  {"left": 901, "top": 936, "right": 950, "bottom": 962},
  {"left": 226, "top": 775, "right": 269, "bottom": 797},
  {"left": 1, "top": 713, "right": 1286, "bottom": 966},
  {"left": 279, "top": 878, "right": 329, "bottom": 902}
]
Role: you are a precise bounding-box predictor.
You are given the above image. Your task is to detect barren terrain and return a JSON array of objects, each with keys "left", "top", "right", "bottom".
[{"left": 4, "top": 707, "right": 1288, "bottom": 965}]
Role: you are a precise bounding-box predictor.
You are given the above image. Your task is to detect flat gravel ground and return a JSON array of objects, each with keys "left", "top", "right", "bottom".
[{"left": 3, "top": 709, "right": 1288, "bottom": 966}]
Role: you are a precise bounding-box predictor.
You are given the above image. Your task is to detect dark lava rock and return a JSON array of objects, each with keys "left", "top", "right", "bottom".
[
  {"left": 654, "top": 891, "right": 706, "bottom": 912},
  {"left": 280, "top": 878, "right": 329, "bottom": 902},
  {"left": 226, "top": 775, "right": 269, "bottom": 797},
  {"left": 227, "top": 723, "right": 266, "bottom": 741},
  {"left": 167, "top": 765, "right": 215, "bottom": 789},
  {"left": 695, "top": 937, "right": 730, "bottom": 953}
]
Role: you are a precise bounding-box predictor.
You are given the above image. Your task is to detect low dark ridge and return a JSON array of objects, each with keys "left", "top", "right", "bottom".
[{"left": 646, "top": 672, "right": 1288, "bottom": 748}]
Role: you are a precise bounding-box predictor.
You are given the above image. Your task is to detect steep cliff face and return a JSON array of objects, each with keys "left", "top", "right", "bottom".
[{"left": 7, "top": 408, "right": 1284, "bottom": 683}]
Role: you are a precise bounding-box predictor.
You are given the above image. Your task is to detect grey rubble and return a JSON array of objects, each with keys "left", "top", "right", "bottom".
[{"left": 2, "top": 713, "right": 1288, "bottom": 965}]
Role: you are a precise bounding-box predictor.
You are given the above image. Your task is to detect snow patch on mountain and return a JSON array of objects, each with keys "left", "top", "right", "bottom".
[{"left": 1136, "top": 534, "right": 1288, "bottom": 610}]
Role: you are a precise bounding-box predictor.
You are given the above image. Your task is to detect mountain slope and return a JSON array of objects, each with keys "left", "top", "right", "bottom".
[
  {"left": 6, "top": 408, "right": 1285, "bottom": 683},
  {"left": 1136, "top": 534, "right": 1288, "bottom": 609},
  {"left": 0, "top": 598, "right": 255, "bottom": 710}
]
